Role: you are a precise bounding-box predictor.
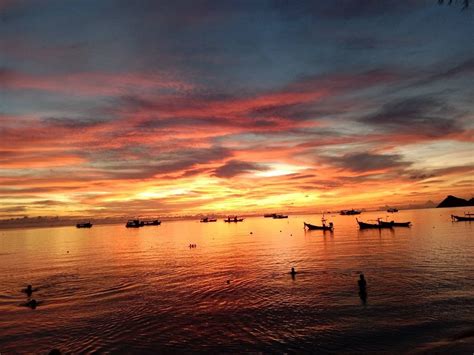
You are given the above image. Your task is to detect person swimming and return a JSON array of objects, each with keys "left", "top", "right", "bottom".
[{"left": 26, "top": 299, "right": 38, "bottom": 309}]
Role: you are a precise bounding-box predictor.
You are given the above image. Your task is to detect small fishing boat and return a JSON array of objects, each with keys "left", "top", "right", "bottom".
[
  {"left": 76, "top": 222, "right": 92, "bottom": 228},
  {"left": 304, "top": 221, "right": 334, "bottom": 231},
  {"left": 378, "top": 219, "right": 411, "bottom": 227},
  {"left": 141, "top": 220, "right": 161, "bottom": 226},
  {"left": 387, "top": 208, "right": 399, "bottom": 213},
  {"left": 200, "top": 217, "right": 217, "bottom": 223},
  {"left": 126, "top": 219, "right": 142, "bottom": 228},
  {"left": 451, "top": 213, "right": 474, "bottom": 221},
  {"left": 304, "top": 215, "right": 334, "bottom": 231},
  {"left": 357, "top": 218, "right": 393, "bottom": 229},
  {"left": 273, "top": 214, "right": 288, "bottom": 219},
  {"left": 340, "top": 209, "right": 361, "bottom": 215},
  {"left": 224, "top": 216, "right": 244, "bottom": 222},
  {"left": 264, "top": 213, "right": 276, "bottom": 218}
]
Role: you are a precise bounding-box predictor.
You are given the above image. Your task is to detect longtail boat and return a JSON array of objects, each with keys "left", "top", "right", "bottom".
[
  {"left": 224, "top": 216, "right": 244, "bottom": 223},
  {"left": 451, "top": 213, "right": 474, "bottom": 221},
  {"left": 378, "top": 219, "right": 411, "bottom": 227},
  {"left": 76, "top": 222, "right": 92, "bottom": 228},
  {"left": 340, "top": 209, "right": 361, "bottom": 215},
  {"left": 142, "top": 220, "right": 161, "bottom": 226},
  {"left": 357, "top": 218, "right": 393, "bottom": 229},
  {"left": 304, "top": 222, "right": 333, "bottom": 231},
  {"left": 126, "top": 219, "right": 141, "bottom": 228},
  {"left": 273, "top": 214, "right": 288, "bottom": 219},
  {"left": 200, "top": 217, "right": 217, "bottom": 222}
]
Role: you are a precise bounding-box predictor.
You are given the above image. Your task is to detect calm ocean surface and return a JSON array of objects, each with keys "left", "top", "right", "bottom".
[{"left": 1, "top": 208, "right": 473, "bottom": 353}]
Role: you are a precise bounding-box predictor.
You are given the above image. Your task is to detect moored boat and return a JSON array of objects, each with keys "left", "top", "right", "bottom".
[
  {"left": 357, "top": 218, "right": 393, "bottom": 229},
  {"left": 224, "top": 216, "right": 244, "bottom": 222},
  {"left": 378, "top": 219, "right": 411, "bottom": 227},
  {"left": 451, "top": 213, "right": 474, "bottom": 221},
  {"left": 304, "top": 215, "right": 334, "bottom": 231},
  {"left": 264, "top": 213, "right": 276, "bottom": 218},
  {"left": 273, "top": 214, "right": 288, "bottom": 219},
  {"left": 76, "top": 222, "right": 92, "bottom": 228},
  {"left": 387, "top": 208, "right": 399, "bottom": 213},
  {"left": 304, "top": 222, "right": 333, "bottom": 231},
  {"left": 142, "top": 220, "right": 161, "bottom": 226},
  {"left": 200, "top": 217, "right": 217, "bottom": 223},
  {"left": 126, "top": 219, "right": 142, "bottom": 228},
  {"left": 340, "top": 209, "right": 361, "bottom": 215}
]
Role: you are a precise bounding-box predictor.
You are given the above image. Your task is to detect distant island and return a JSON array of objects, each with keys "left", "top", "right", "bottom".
[{"left": 437, "top": 195, "right": 474, "bottom": 208}]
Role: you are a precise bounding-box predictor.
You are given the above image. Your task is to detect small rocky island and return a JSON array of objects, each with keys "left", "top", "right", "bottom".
[{"left": 437, "top": 195, "right": 474, "bottom": 208}]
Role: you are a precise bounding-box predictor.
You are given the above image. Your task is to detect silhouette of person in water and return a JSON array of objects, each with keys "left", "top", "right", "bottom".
[
  {"left": 26, "top": 299, "right": 38, "bottom": 309},
  {"left": 290, "top": 267, "right": 297, "bottom": 279},
  {"left": 23, "top": 284, "right": 33, "bottom": 297},
  {"left": 358, "top": 274, "right": 367, "bottom": 303}
]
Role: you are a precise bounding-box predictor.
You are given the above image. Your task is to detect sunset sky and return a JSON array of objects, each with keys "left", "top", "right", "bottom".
[{"left": 1, "top": 0, "right": 473, "bottom": 218}]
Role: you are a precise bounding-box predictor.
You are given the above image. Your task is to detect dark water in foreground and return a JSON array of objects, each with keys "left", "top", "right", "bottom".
[{"left": 0, "top": 208, "right": 473, "bottom": 353}]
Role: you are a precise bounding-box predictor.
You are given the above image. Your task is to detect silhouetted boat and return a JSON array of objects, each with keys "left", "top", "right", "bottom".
[
  {"left": 126, "top": 219, "right": 141, "bottom": 228},
  {"left": 340, "top": 209, "right": 361, "bottom": 215},
  {"left": 224, "top": 216, "right": 244, "bottom": 222},
  {"left": 264, "top": 213, "right": 275, "bottom": 218},
  {"left": 357, "top": 218, "right": 393, "bottom": 229},
  {"left": 378, "top": 219, "right": 411, "bottom": 227},
  {"left": 451, "top": 213, "right": 474, "bottom": 221},
  {"left": 273, "top": 214, "right": 288, "bottom": 219},
  {"left": 387, "top": 208, "right": 399, "bottom": 213},
  {"left": 76, "top": 222, "right": 92, "bottom": 228},
  {"left": 304, "top": 222, "right": 333, "bottom": 231},
  {"left": 200, "top": 217, "right": 217, "bottom": 222},
  {"left": 141, "top": 220, "right": 161, "bottom": 226}
]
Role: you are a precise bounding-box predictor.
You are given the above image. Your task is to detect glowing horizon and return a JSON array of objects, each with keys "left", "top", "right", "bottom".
[{"left": 1, "top": 1, "right": 473, "bottom": 218}]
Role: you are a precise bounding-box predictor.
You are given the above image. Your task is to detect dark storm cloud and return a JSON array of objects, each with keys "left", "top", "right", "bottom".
[
  {"left": 327, "top": 152, "right": 410, "bottom": 173},
  {"left": 213, "top": 160, "right": 268, "bottom": 178},
  {"left": 360, "top": 97, "right": 465, "bottom": 137}
]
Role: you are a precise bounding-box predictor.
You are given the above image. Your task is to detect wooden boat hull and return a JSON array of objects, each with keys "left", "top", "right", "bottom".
[
  {"left": 379, "top": 221, "right": 411, "bottom": 227},
  {"left": 357, "top": 219, "right": 392, "bottom": 229},
  {"left": 452, "top": 215, "right": 474, "bottom": 221},
  {"left": 304, "top": 222, "right": 333, "bottom": 231},
  {"left": 340, "top": 210, "right": 361, "bottom": 215},
  {"left": 142, "top": 220, "right": 161, "bottom": 226}
]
